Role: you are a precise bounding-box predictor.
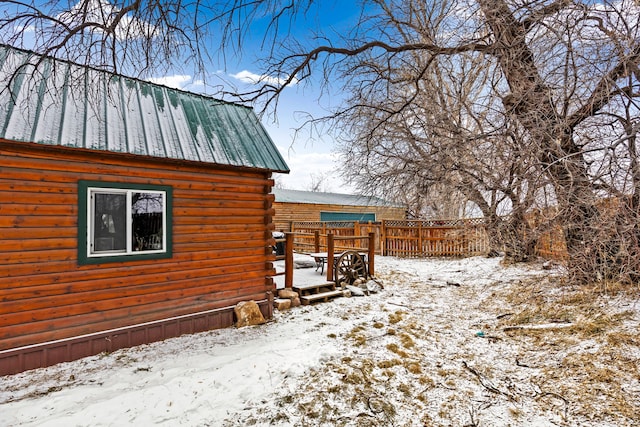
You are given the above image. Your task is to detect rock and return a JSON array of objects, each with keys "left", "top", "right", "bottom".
[
  {"left": 353, "top": 278, "right": 366, "bottom": 287},
  {"left": 346, "top": 285, "right": 366, "bottom": 297},
  {"left": 366, "top": 279, "right": 383, "bottom": 293},
  {"left": 278, "top": 289, "right": 299, "bottom": 299},
  {"left": 234, "top": 300, "right": 266, "bottom": 327},
  {"left": 342, "top": 288, "right": 352, "bottom": 298},
  {"left": 353, "top": 278, "right": 371, "bottom": 295},
  {"left": 274, "top": 298, "right": 291, "bottom": 311},
  {"left": 289, "top": 296, "right": 301, "bottom": 307},
  {"left": 277, "top": 288, "right": 300, "bottom": 307}
]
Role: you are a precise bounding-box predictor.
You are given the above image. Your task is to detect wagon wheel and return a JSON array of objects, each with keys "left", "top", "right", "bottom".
[{"left": 334, "top": 251, "right": 367, "bottom": 288}]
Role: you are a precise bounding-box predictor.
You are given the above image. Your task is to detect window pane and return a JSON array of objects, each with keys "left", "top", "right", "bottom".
[
  {"left": 93, "top": 193, "right": 127, "bottom": 252},
  {"left": 132, "top": 192, "right": 164, "bottom": 251}
]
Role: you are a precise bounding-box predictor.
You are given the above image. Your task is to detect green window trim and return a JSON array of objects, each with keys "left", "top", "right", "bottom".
[{"left": 78, "top": 180, "right": 173, "bottom": 265}]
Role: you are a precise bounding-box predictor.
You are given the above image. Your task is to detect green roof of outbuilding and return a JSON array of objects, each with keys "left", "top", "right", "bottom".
[
  {"left": 273, "top": 188, "right": 404, "bottom": 208},
  {"left": 0, "top": 45, "right": 289, "bottom": 172}
]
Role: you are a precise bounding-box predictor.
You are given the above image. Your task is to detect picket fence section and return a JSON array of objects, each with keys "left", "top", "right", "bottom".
[
  {"left": 290, "top": 219, "right": 490, "bottom": 257},
  {"left": 383, "top": 219, "right": 489, "bottom": 257}
]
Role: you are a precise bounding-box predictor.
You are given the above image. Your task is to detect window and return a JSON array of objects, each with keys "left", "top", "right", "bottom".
[{"left": 78, "top": 181, "right": 172, "bottom": 264}]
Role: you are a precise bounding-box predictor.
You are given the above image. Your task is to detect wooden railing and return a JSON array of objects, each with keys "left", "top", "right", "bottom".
[
  {"left": 325, "top": 233, "right": 376, "bottom": 282},
  {"left": 272, "top": 232, "right": 376, "bottom": 288},
  {"left": 291, "top": 219, "right": 490, "bottom": 257},
  {"left": 290, "top": 221, "right": 382, "bottom": 253}
]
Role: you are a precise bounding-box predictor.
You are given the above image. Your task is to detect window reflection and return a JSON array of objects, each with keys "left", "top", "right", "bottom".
[
  {"left": 90, "top": 189, "right": 165, "bottom": 255},
  {"left": 132, "top": 192, "right": 164, "bottom": 251},
  {"left": 93, "top": 193, "right": 127, "bottom": 252}
]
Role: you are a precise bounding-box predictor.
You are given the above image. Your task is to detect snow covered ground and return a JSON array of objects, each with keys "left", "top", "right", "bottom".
[{"left": 1, "top": 256, "right": 639, "bottom": 426}]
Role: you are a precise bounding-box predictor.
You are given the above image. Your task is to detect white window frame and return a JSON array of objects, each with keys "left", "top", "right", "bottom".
[{"left": 86, "top": 187, "right": 167, "bottom": 258}]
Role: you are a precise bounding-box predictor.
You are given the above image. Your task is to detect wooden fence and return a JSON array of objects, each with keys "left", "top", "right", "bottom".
[
  {"left": 383, "top": 219, "right": 490, "bottom": 257},
  {"left": 291, "top": 219, "right": 490, "bottom": 257}
]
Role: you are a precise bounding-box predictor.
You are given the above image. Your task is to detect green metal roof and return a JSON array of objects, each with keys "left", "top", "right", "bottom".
[
  {"left": 0, "top": 45, "right": 289, "bottom": 172},
  {"left": 272, "top": 188, "right": 404, "bottom": 208}
]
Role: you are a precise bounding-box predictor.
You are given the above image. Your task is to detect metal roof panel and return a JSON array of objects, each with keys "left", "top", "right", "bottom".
[
  {"left": 272, "top": 188, "right": 403, "bottom": 208},
  {"left": 0, "top": 45, "right": 290, "bottom": 172}
]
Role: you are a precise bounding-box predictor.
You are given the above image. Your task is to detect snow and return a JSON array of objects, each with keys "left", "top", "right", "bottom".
[{"left": 1, "top": 256, "right": 639, "bottom": 426}]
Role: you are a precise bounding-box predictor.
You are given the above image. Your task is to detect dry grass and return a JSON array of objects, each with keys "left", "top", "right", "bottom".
[
  {"left": 229, "top": 265, "right": 640, "bottom": 426},
  {"left": 388, "top": 310, "right": 404, "bottom": 324},
  {"left": 494, "top": 275, "right": 640, "bottom": 424}
]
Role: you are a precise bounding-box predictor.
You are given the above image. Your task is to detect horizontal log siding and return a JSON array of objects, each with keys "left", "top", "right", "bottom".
[
  {"left": 0, "top": 140, "right": 275, "bottom": 352},
  {"left": 273, "top": 201, "right": 406, "bottom": 232}
]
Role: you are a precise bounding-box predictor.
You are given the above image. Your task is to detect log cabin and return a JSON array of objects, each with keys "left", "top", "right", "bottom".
[
  {"left": 0, "top": 45, "right": 289, "bottom": 375},
  {"left": 272, "top": 188, "right": 406, "bottom": 231}
]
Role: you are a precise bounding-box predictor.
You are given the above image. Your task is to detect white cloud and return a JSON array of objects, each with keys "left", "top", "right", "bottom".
[
  {"left": 231, "top": 70, "right": 299, "bottom": 87},
  {"left": 147, "top": 75, "right": 193, "bottom": 90},
  {"left": 14, "top": 24, "right": 35, "bottom": 33},
  {"left": 57, "top": 0, "right": 158, "bottom": 41},
  {"left": 191, "top": 78, "right": 205, "bottom": 88},
  {"left": 275, "top": 147, "right": 353, "bottom": 193},
  {"left": 145, "top": 75, "right": 207, "bottom": 94}
]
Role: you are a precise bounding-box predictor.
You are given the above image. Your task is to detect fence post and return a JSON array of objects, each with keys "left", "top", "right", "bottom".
[
  {"left": 418, "top": 220, "right": 423, "bottom": 257},
  {"left": 314, "top": 230, "right": 320, "bottom": 253},
  {"left": 285, "top": 232, "right": 294, "bottom": 288},
  {"left": 381, "top": 220, "right": 386, "bottom": 256},
  {"left": 368, "top": 232, "right": 375, "bottom": 278},
  {"left": 327, "top": 233, "right": 335, "bottom": 282}
]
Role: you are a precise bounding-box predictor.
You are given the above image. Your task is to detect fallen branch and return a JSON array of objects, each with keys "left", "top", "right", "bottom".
[
  {"left": 515, "top": 357, "right": 532, "bottom": 368},
  {"left": 462, "top": 361, "right": 516, "bottom": 402},
  {"left": 387, "top": 301, "right": 410, "bottom": 308},
  {"left": 387, "top": 301, "right": 432, "bottom": 310},
  {"left": 503, "top": 323, "right": 573, "bottom": 332},
  {"left": 496, "top": 312, "right": 514, "bottom": 319},
  {"left": 536, "top": 391, "right": 570, "bottom": 421}
]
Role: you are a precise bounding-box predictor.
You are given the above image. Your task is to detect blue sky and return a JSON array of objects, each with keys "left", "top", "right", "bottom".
[
  {"left": 149, "top": 1, "right": 364, "bottom": 193},
  {"left": 4, "top": 0, "right": 364, "bottom": 192}
]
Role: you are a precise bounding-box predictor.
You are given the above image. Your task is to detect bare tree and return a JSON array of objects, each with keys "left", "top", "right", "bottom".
[
  {"left": 236, "top": 0, "right": 640, "bottom": 281},
  {"left": 332, "top": 11, "right": 544, "bottom": 260},
  {"left": 0, "top": 0, "right": 217, "bottom": 78},
  {"left": 3, "top": 0, "right": 640, "bottom": 282},
  {"left": 308, "top": 172, "right": 332, "bottom": 193}
]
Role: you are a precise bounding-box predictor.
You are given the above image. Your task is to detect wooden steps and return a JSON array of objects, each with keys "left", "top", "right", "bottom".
[{"left": 292, "top": 282, "right": 344, "bottom": 305}]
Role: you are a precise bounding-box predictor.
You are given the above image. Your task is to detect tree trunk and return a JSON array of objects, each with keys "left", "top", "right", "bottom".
[
  {"left": 479, "top": 0, "right": 604, "bottom": 281},
  {"left": 501, "top": 210, "right": 537, "bottom": 262},
  {"left": 463, "top": 187, "right": 534, "bottom": 259}
]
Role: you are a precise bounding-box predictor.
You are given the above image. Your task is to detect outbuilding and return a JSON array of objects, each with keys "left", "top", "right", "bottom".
[
  {"left": 0, "top": 45, "right": 289, "bottom": 375},
  {"left": 272, "top": 188, "right": 406, "bottom": 231}
]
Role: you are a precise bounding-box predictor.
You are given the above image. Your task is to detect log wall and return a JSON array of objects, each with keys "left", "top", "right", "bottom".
[{"left": 0, "top": 140, "right": 276, "bottom": 374}]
